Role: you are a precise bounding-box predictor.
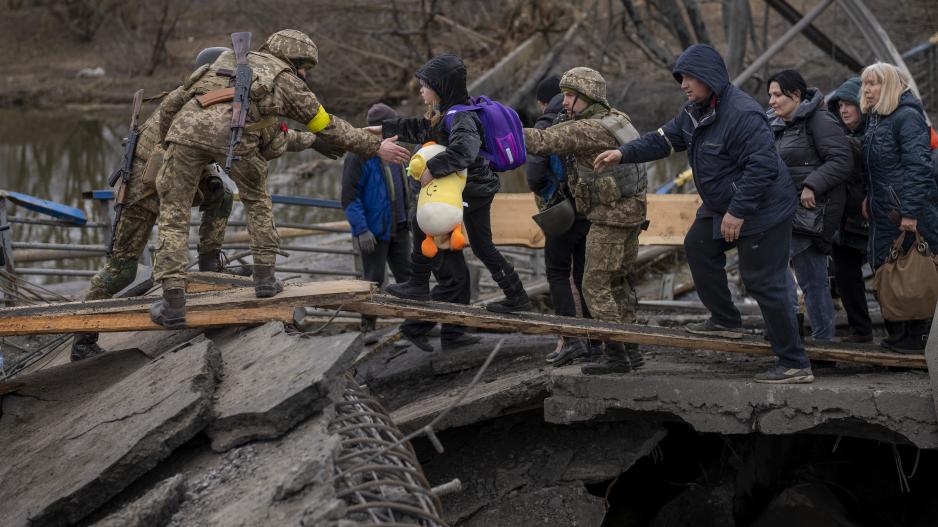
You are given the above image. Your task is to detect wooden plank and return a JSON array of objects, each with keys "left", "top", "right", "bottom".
[
  {"left": 489, "top": 193, "right": 701, "bottom": 248},
  {"left": 489, "top": 193, "right": 546, "bottom": 248},
  {"left": 0, "top": 280, "right": 374, "bottom": 336},
  {"left": 641, "top": 194, "right": 701, "bottom": 245},
  {"left": 343, "top": 295, "right": 926, "bottom": 369}
]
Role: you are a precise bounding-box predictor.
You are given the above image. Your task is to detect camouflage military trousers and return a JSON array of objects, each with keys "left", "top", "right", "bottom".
[
  {"left": 153, "top": 143, "right": 278, "bottom": 286},
  {"left": 582, "top": 223, "right": 641, "bottom": 323},
  {"left": 86, "top": 159, "right": 231, "bottom": 300}
]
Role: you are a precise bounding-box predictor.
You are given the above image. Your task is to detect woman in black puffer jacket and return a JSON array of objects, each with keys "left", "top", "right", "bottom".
[
  {"left": 861, "top": 62, "right": 938, "bottom": 353},
  {"left": 376, "top": 54, "right": 532, "bottom": 314},
  {"left": 767, "top": 70, "right": 854, "bottom": 342}
]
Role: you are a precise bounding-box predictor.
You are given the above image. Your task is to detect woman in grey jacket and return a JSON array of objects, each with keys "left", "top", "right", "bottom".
[{"left": 767, "top": 70, "right": 853, "bottom": 342}]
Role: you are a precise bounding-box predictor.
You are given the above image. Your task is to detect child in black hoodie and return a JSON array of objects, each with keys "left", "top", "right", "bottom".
[{"left": 373, "top": 54, "right": 531, "bottom": 314}]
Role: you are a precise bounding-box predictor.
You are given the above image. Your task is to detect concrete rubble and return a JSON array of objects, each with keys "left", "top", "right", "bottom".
[
  {"left": 0, "top": 337, "right": 219, "bottom": 527},
  {"left": 1, "top": 299, "right": 937, "bottom": 526},
  {"left": 545, "top": 348, "right": 938, "bottom": 449},
  {"left": 207, "top": 322, "right": 361, "bottom": 451},
  {"left": 0, "top": 322, "right": 367, "bottom": 527}
]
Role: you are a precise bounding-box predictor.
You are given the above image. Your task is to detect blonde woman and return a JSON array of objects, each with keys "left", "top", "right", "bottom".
[{"left": 860, "top": 62, "right": 938, "bottom": 353}]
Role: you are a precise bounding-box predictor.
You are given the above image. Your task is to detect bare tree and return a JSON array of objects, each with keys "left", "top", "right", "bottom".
[
  {"left": 47, "top": 0, "right": 119, "bottom": 41},
  {"left": 107, "top": 0, "right": 189, "bottom": 76}
]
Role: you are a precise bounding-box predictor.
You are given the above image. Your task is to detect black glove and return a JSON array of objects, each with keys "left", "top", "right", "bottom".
[
  {"left": 311, "top": 137, "right": 345, "bottom": 160},
  {"left": 357, "top": 230, "right": 377, "bottom": 254}
]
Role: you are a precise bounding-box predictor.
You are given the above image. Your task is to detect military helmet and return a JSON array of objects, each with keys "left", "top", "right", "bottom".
[
  {"left": 559, "top": 67, "right": 608, "bottom": 105},
  {"left": 194, "top": 47, "right": 230, "bottom": 69},
  {"left": 259, "top": 29, "right": 319, "bottom": 70},
  {"left": 532, "top": 197, "right": 575, "bottom": 236}
]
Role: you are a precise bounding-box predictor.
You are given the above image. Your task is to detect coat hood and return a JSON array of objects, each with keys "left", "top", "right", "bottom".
[
  {"left": 672, "top": 44, "right": 730, "bottom": 96},
  {"left": 768, "top": 87, "right": 824, "bottom": 130},
  {"left": 416, "top": 54, "right": 470, "bottom": 110},
  {"left": 826, "top": 77, "right": 860, "bottom": 113},
  {"left": 897, "top": 89, "right": 927, "bottom": 116},
  {"left": 826, "top": 77, "right": 865, "bottom": 133}
]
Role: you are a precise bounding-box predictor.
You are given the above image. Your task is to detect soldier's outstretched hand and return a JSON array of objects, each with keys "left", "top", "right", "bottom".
[
  {"left": 378, "top": 136, "right": 411, "bottom": 164},
  {"left": 593, "top": 149, "right": 623, "bottom": 172}
]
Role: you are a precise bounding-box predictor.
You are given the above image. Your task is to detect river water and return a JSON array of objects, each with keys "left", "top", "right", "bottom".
[{"left": 0, "top": 108, "right": 687, "bottom": 280}]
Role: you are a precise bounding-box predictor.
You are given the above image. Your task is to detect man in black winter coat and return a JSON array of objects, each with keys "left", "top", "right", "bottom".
[
  {"left": 826, "top": 76, "right": 874, "bottom": 342},
  {"left": 526, "top": 76, "right": 596, "bottom": 366},
  {"left": 594, "top": 44, "right": 812, "bottom": 384}
]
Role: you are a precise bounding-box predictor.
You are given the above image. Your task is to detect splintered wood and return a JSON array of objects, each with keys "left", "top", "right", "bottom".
[
  {"left": 0, "top": 280, "right": 374, "bottom": 335},
  {"left": 346, "top": 295, "right": 926, "bottom": 369}
]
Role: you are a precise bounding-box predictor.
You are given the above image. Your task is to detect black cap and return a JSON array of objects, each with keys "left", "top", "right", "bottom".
[
  {"left": 536, "top": 75, "right": 562, "bottom": 104},
  {"left": 366, "top": 103, "right": 398, "bottom": 125}
]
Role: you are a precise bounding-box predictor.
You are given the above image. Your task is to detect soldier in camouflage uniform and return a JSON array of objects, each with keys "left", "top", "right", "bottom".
[
  {"left": 71, "top": 48, "right": 321, "bottom": 360},
  {"left": 151, "top": 29, "right": 410, "bottom": 328},
  {"left": 523, "top": 67, "right": 648, "bottom": 375}
]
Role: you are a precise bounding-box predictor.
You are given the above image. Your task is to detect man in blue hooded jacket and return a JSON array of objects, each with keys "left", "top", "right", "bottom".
[{"left": 594, "top": 44, "right": 812, "bottom": 383}]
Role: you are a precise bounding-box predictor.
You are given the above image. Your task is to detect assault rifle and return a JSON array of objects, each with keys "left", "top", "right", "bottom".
[
  {"left": 106, "top": 88, "right": 144, "bottom": 256},
  {"left": 224, "top": 32, "right": 253, "bottom": 175}
]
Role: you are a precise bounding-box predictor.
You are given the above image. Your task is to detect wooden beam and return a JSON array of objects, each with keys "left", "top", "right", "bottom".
[
  {"left": 0, "top": 280, "right": 374, "bottom": 336},
  {"left": 490, "top": 193, "right": 701, "bottom": 248},
  {"left": 344, "top": 295, "right": 926, "bottom": 369},
  {"left": 641, "top": 194, "right": 701, "bottom": 245}
]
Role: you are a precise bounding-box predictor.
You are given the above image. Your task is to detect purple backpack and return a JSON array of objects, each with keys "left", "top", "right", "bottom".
[{"left": 444, "top": 96, "right": 527, "bottom": 172}]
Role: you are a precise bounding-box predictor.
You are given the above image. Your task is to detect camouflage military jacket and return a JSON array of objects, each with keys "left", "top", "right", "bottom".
[
  {"left": 524, "top": 110, "right": 647, "bottom": 228},
  {"left": 160, "top": 50, "right": 379, "bottom": 157},
  {"left": 126, "top": 106, "right": 311, "bottom": 210}
]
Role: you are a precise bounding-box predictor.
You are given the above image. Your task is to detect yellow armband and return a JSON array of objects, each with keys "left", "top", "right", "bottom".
[{"left": 306, "top": 105, "right": 331, "bottom": 133}]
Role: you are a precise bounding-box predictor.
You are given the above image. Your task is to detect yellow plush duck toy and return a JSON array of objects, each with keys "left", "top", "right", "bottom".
[{"left": 408, "top": 141, "right": 468, "bottom": 258}]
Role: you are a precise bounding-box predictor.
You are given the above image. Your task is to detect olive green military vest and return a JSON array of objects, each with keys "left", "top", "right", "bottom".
[{"left": 568, "top": 109, "right": 648, "bottom": 227}]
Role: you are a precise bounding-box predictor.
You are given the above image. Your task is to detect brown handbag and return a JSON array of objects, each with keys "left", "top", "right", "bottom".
[{"left": 872, "top": 231, "right": 938, "bottom": 320}]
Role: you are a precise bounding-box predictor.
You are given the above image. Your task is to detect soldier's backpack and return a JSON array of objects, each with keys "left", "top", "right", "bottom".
[{"left": 443, "top": 96, "right": 526, "bottom": 172}]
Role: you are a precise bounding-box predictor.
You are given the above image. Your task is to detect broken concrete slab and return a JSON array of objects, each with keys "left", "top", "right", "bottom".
[
  {"left": 358, "top": 332, "right": 556, "bottom": 412},
  {"left": 462, "top": 485, "right": 606, "bottom": 527},
  {"left": 93, "top": 474, "right": 187, "bottom": 527},
  {"left": 207, "top": 321, "right": 361, "bottom": 452},
  {"left": 0, "top": 337, "right": 219, "bottom": 527},
  {"left": 429, "top": 334, "right": 558, "bottom": 375},
  {"left": 167, "top": 409, "right": 346, "bottom": 527},
  {"left": 391, "top": 367, "right": 549, "bottom": 433},
  {"left": 545, "top": 350, "right": 938, "bottom": 449},
  {"left": 98, "top": 328, "right": 205, "bottom": 359}
]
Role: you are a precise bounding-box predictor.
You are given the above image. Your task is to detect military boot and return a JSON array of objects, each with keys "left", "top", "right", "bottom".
[
  {"left": 253, "top": 264, "right": 283, "bottom": 298},
  {"left": 485, "top": 266, "right": 532, "bottom": 313},
  {"left": 198, "top": 250, "right": 223, "bottom": 273},
  {"left": 581, "top": 342, "right": 635, "bottom": 375},
  {"left": 70, "top": 333, "right": 105, "bottom": 362},
  {"left": 150, "top": 287, "right": 187, "bottom": 329}
]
